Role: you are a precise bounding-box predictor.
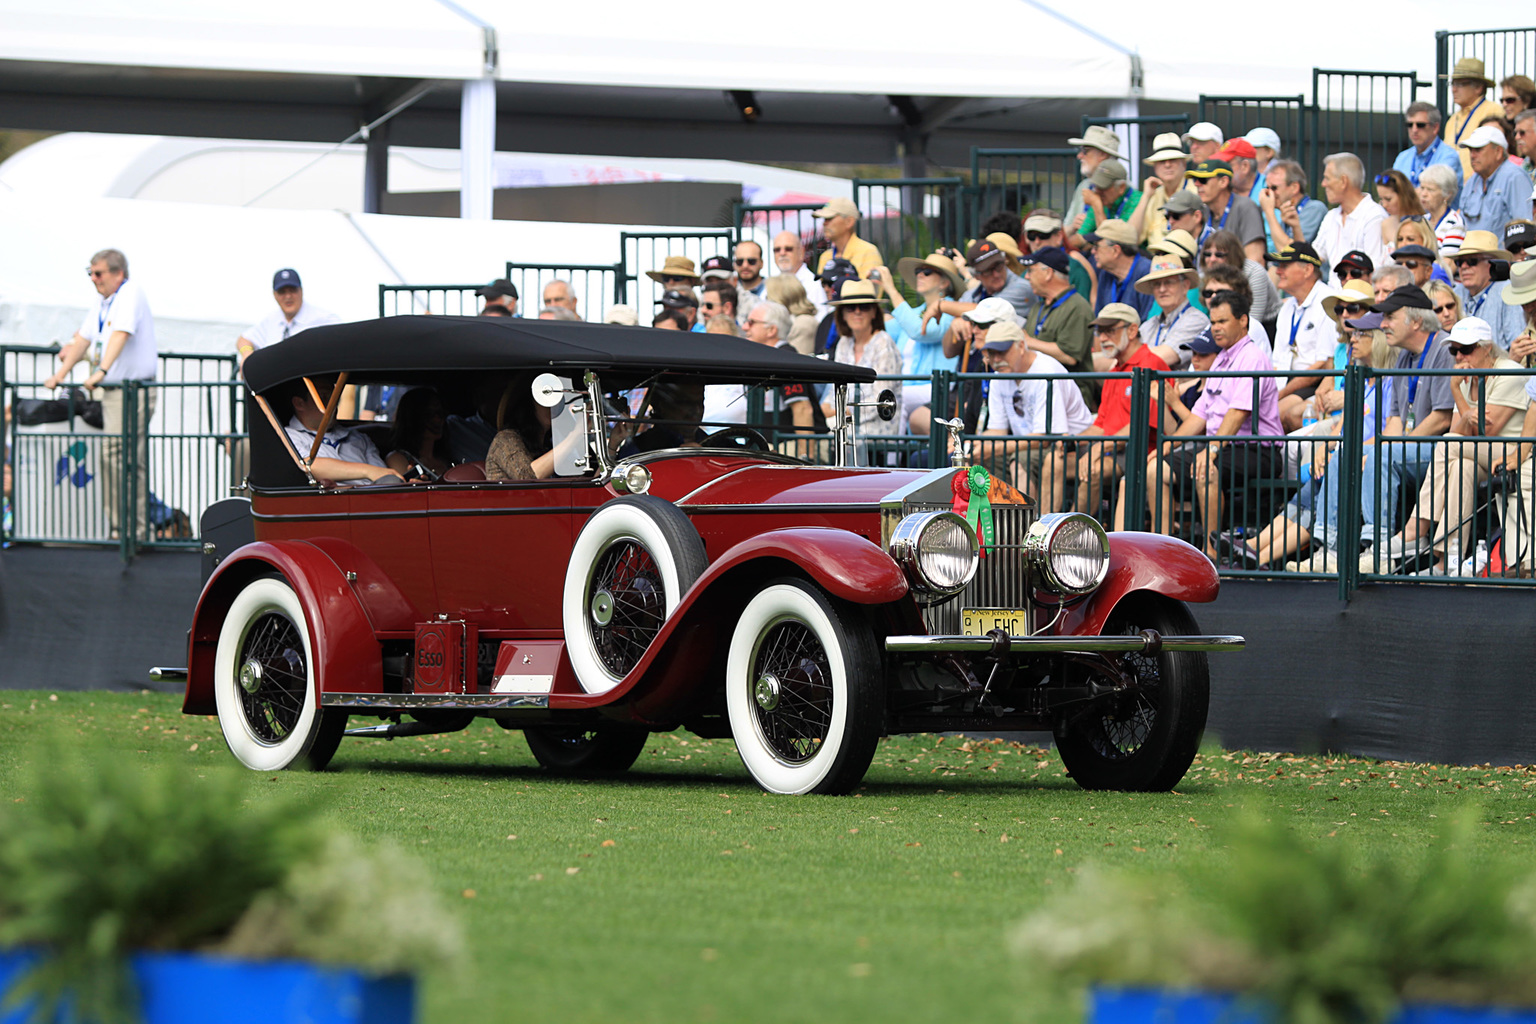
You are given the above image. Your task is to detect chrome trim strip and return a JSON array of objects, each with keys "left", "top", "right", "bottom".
[
  {"left": 321, "top": 692, "right": 549, "bottom": 709},
  {"left": 680, "top": 502, "right": 876, "bottom": 515},
  {"left": 149, "top": 666, "right": 188, "bottom": 684},
  {"left": 253, "top": 505, "right": 593, "bottom": 523},
  {"left": 884, "top": 634, "right": 1246, "bottom": 654}
]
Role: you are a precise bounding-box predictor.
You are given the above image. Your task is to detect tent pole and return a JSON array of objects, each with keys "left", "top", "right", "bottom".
[
  {"left": 460, "top": 78, "right": 496, "bottom": 220},
  {"left": 363, "top": 119, "right": 390, "bottom": 215}
]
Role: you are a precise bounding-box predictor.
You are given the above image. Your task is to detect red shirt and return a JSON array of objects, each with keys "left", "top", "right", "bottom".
[{"left": 1092, "top": 345, "right": 1166, "bottom": 436}]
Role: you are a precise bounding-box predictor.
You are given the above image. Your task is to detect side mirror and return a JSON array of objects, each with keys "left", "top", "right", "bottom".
[
  {"left": 876, "top": 388, "right": 897, "bottom": 422},
  {"left": 531, "top": 372, "right": 566, "bottom": 408}
]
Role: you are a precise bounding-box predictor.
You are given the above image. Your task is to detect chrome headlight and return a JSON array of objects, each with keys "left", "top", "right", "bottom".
[
  {"left": 888, "top": 511, "right": 978, "bottom": 597},
  {"left": 1024, "top": 513, "right": 1109, "bottom": 596}
]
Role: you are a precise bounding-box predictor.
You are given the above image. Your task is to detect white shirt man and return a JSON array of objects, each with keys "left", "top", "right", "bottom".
[
  {"left": 1268, "top": 243, "right": 1338, "bottom": 431},
  {"left": 237, "top": 269, "right": 339, "bottom": 364},
  {"left": 78, "top": 265, "right": 157, "bottom": 385},
  {"left": 980, "top": 322, "right": 1094, "bottom": 436},
  {"left": 770, "top": 230, "right": 829, "bottom": 317},
  {"left": 1312, "top": 155, "right": 1389, "bottom": 278}
]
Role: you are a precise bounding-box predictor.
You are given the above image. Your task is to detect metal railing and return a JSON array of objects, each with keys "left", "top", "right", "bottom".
[
  {"left": 504, "top": 261, "right": 624, "bottom": 320},
  {"left": 968, "top": 148, "right": 1080, "bottom": 229},
  {"left": 378, "top": 284, "right": 481, "bottom": 318},
  {"left": 619, "top": 230, "right": 734, "bottom": 311},
  {"left": 851, "top": 178, "right": 966, "bottom": 273},
  {"left": 1312, "top": 69, "right": 1428, "bottom": 193},
  {"left": 1436, "top": 27, "right": 1536, "bottom": 122},
  {"left": 1198, "top": 94, "right": 1308, "bottom": 178}
]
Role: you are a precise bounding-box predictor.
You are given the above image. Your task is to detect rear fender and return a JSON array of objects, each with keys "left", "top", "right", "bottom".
[
  {"left": 561, "top": 528, "right": 907, "bottom": 722},
  {"left": 1057, "top": 532, "right": 1220, "bottom": 638},
  {"left": 182, "top": 541, "right": 403, "bottom": 716}
]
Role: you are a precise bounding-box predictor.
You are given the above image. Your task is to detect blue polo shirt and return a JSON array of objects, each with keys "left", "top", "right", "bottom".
[
  {"left": 1393, "top": 138, "right": 1464, "bottom": 190},
  {"left": 1094, "top": 254, "right": 1154, "bottom": 319},
  {"left": 1458, "top": 161, "right": 1535, "bottom": 235}
]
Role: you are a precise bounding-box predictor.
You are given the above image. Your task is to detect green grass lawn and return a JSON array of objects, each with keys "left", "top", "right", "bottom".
[{"left": 3, "top": 691, "right": 1534, "bottom": 1024}]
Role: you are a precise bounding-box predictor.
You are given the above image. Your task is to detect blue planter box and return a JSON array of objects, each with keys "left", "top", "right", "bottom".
[
  {"left": 1091, "top": 988, "right": 1536, "bottom": 1024},
  {"left": 0, "top": 949, "right": 413, "bottom": 1024}
]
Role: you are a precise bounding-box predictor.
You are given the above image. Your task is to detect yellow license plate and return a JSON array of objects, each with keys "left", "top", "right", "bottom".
[{"left": 961, "top": 608, "right": 1030, "bottom": 637}]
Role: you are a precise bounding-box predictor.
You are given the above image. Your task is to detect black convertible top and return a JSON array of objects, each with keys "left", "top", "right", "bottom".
[{"left": 241, "top": 315, "right": 876, "bottom": 392}]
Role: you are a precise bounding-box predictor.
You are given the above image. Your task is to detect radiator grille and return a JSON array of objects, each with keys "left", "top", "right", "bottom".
[{"left": 905, "top": 501, "right": 1035, "bottom": 635}]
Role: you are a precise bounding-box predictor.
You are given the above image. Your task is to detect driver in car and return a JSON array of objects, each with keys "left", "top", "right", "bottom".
[{"left": 282, "top": 377, "right": 404, "bottom": 485}]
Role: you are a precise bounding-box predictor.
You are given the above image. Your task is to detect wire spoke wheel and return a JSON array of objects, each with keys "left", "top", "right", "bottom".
[
  {"left": 1052, "top": 594, "right": 1209, "bottom": 792},
  {"left": 587, "top": 539, "right": 666, "bottom": 677},
  {"left": 751, "top": 618, "right": 835, "bottom": 765},
  {"left": 237, "top": 611, "right": 308, "bottom": 744}
]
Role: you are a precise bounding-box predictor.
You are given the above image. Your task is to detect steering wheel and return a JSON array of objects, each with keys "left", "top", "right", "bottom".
[
  {"left": 702, "top": 426, "right": 772, "bottom": 452},
  {"left": 400, "top": 454, "right": 441, "bottom": 483}
]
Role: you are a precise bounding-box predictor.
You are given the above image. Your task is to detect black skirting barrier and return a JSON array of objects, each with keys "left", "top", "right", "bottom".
[{"left": 2, "top": 549, "right": 1531, "bottom": 766}]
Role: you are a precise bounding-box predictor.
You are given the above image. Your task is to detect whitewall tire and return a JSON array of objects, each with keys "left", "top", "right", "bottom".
[
  {"left": 213, "top": 575, "right": 345, "bottom": 771},
  {"left": 725, "top": 579, "right": 882, "bottom": 795},
  {"left": 563, "top": 496, "right": 707, "bottom": 694}
]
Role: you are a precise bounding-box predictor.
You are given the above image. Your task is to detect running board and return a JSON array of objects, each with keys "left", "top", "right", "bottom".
[
  {"left": 885, "top": 632, "right": 1245, "bottom": 655},
  {"left": 321, "top": 691, "right": 549, "bottom": 710}
]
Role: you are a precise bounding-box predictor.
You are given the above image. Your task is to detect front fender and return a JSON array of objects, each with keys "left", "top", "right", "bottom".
[
  {"left": 550, "top": 527, "right": 907, "bottom": 721},
  {"left": 182, "top": 541, "right": 396, "bottom": 716},
  {"left": 1057, "top": 532, "right": 1220, "bottom": 638}
]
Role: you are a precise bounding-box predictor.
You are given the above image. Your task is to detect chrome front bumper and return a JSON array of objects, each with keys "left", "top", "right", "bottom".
[{"left": 884, "top": 631, "right": 1244, "bottom": 655}]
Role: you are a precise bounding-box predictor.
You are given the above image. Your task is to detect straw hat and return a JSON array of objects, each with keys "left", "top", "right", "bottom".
[
  {"left": 1152, "top": 229, "right": 1199, "bottom": 263},
  {"left": 829, "top": 279, "right": 884, "bottom": 306},
  {"left": 646, "top": 255, "right": 701, "bottom": 285},
  {"left": 1134, "top": 254, "right": 1198, "bottom": 294},
  {"left": 1442, "top": 57, "right": 1494, "bottom": 87},
  {"left": 1458, "top": 230, "right": 1516, "bottom": 261},
  {"left": 1144, "top": 132, "right": 1190, "bottom": 164},
  {"left": 986, "top": 233, "right": 1026, "bottom": 274},
  {"left": 1322, "top": 279, "right": 1378, "bottom": 325},
  {"left": 1503, "top": 259, "right": 1536, "bottom": 306},
  {"left": 1066, "top": 125, "right": 1122, "bottom": 158},
  {"left": 896, "top": 253, "right": 965, "bottom": 297}
]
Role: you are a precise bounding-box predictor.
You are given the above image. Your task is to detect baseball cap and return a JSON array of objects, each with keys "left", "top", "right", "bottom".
[
  {"left": 964, "top": 296, "right": 1018, "bottom": 326},
  {"left": 1461, "top": 124, "right": 1508, "bottom": 150},
  {"left": 476, "top": 278, "right": 518, "bottom": 300},
  {"left": 1182, "top": 122, "right": 1225, "bottom": 147},
  {"left": 1243, "top": 127, "right": 1282, "bottom": 153},
  {"left": 1447, "top": 316, "right": 1494, "bottom": 345},
  {"left": 1372, "top": 284, "right": 1434, "bottom": 313},
  {"left": 1092, "top": 303, "right": 1142, "bottom": 329},
  {"left": 1267, "top": 242, "right": 1324, "bottom": 268},
  {"left": 1187, "top": 328, "right": 1221, "bottom": 355},
  {"left": 656, "top": 289, "right": 699, "bottom": 309},
  {"left": 813, "top": 197, "right": 860, "bottom": 219},
  {"left": 1504, "top": 221, "right": 1536, "bottom": 251},
  {"left": 1216, "top": 139, "right": 1257, "bottom": 162},
  {"left": 1163, "top": 190, "right": 1204, "bottom": 216},
  {"left": 980, "top": 321, "right": 1026, "bottom": 351},
  {"left": 1085, "top": 218, "right": 1138, "bottom": 248},
  {"left": 272, "top": 268, "right": 302, "bottom": 290},
  {"left": 1391, "top": 244, "right": 1436, "bottom": 262},
  {"left": 819, "top": 256, "right": 859, "bottom": 286},
  {"left": 700, "top": 255, "right": 734, "bottom": 280},
  {"left": 1343, "top": 311, "right": 1385, "bottom": 331},
  {"left": 1333, "top": 250, "right": 1375, "bottom": 276},
  {"left": 1087, "top": 159, "right": 1128, "bottom": 190},
  {"left": 1185, "top": 159, "right": 1234, "bottom": 180},
  {"left": 1023, "top": 211, "right": 1063, "bottom": 234},
  {"left": 1019, "top": 246, "right": 1070, "bottom": 275},
  {"left": 966, "top": 238, "right": 1008, "bottom": 270}
]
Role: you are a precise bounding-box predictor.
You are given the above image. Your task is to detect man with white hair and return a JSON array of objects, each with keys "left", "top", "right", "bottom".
[
  {"left": 738, "top": 300, "right": 824, "bottom": 449},
  {"left": 1457, "top": 124, "right": 1534, "bottom": 235},
  {"left": 1312, "top": 152, "right": 1388, "bottom": 279},
  {"left": 771, "top": 230, "right": 829, "bottom": 317},
  {"left": 542, "top": 279, "right": 580, "bottom": 318}
]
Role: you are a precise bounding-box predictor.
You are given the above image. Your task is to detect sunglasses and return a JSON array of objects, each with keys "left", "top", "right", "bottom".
[
  {"left": 1025, "top": 230, "right": 1053, "bottom": 241},
  {"left": 1433, "top": 302, "right": 1458, "bottom": 314},
  {"left": 841, "top": 303, "right": 879, "bottom": 312},
  {"left": 771, "top": 245, "right": 796, "bottom": 253},
  {"left": 915, "top": 266, "right": 940, "bottom": 276},
  {"left": 1337, "top": 302, "right": 1369, "bottom": 316},
  {"left": 1404, "top": 120, "right": 1432, "bottom": 129},
  {"left": 1398, "top": 258, "right": 1426, "bottom": 269},
  {"left": 87, "top": 269, "right": 113, "bottom": 279},
  {"left": 1373, "top": 173, "right": 1395, "bottom": 186},
  {"left": 1453, "top": 257, "right": 1483, "bottom": 268},
  {"left": 1199, "top": 288, "right": 1232, "bottom": 301},
  {"left": 662, "top": 276, "right": 693, "bottom": 284},
  {"left": 1201, "top": 250, "right": 1223, "bottom": 261},
  {"left": 700, "top": 302, "right": 722, "bottom": 311},
  {"left": 1342, "top": 268, "right": 1370, "bottom": 280},
  {"left": 1448, "top": 342, "right": 1482, "bottom": 356},
  {"left": 733, "top": 257, "right": 761, "bottom": 265},
  {"left": 1501, "top": 96, "right": 1522, "bottom": 105}
]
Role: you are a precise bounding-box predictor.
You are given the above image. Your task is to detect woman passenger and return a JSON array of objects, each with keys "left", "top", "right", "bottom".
[
  {"left": 385, "top": 387, "right": 450, "bottom": 480},
  {"left": 485, "top": 373, "right": 555, "bottom": 481}
]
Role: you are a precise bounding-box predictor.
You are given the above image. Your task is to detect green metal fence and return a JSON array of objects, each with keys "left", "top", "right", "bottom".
[
  {"left": 378, "top": 284, "right": 481, "bottom": 317},
  {"left": 968, "top": 148, "right": 1080, "bottom": 229},
  {"left": 1198, "top": 94, "right": 1308, "bottom": 180},
  {"left": 1436, "top": 27, "right": 1536, "bottom": 122},
  {"left": 732, "top": 202, "right": 823, "bottom": 252},
  {"left": 618, "top": 230, "right": 735, "bottom": 311},
  {"left": 1312, "top": 69, "right": 1428, "bottom": 191},
  {"left": 851, "top": 177, "right": 966, "bottom": 271},
  {"left": 504, "top": 261, "right": 624, "bottom": 320}
]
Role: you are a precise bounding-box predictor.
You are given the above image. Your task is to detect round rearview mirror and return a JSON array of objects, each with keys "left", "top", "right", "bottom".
[
  {"left": 531, "top": 372, "right": 565, "bottom": 408},
  {"left": 876, "top": 388, "right": 897, "bottom": 422}
]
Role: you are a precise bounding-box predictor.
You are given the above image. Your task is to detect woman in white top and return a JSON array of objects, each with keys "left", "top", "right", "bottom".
[
  {"left": 823, "top": 280, "right": 903, "bottom": 448},
  {"left": 1417, "top": 164, "right": 1466, "bottom": 268}
]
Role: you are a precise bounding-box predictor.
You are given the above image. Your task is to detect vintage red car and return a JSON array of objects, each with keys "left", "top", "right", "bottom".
[{"left": 169, "top": 315, "right": 1241, "bottom": 794}]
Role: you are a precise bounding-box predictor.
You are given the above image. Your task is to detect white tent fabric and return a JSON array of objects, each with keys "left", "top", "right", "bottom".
[{"left": 0, "top": 192, "right": 681, "bottom": 356}]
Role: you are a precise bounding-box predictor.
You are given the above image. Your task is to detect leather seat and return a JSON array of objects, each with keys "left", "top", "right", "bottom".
[{"left": 443, "top": 461, "right": 486, "bottom": 482}]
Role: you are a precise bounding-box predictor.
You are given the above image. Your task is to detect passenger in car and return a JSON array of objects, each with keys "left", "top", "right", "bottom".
[
  {"left": 445, "top": 375, "right": 508, "bottom": 463},
  {"left": 280, "top": 378, "right": 402, "bottom": 486},
  {"left": 485, "top": 373, "right": 556, "bottom": 481},
  {"left": 385, "top": 387, "right": 450, "bottom": 481}
]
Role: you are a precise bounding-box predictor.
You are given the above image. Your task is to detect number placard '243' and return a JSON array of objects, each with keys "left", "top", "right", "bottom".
[{"left": 961, "top": 608, "right": 1030, "bottom": 638}]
